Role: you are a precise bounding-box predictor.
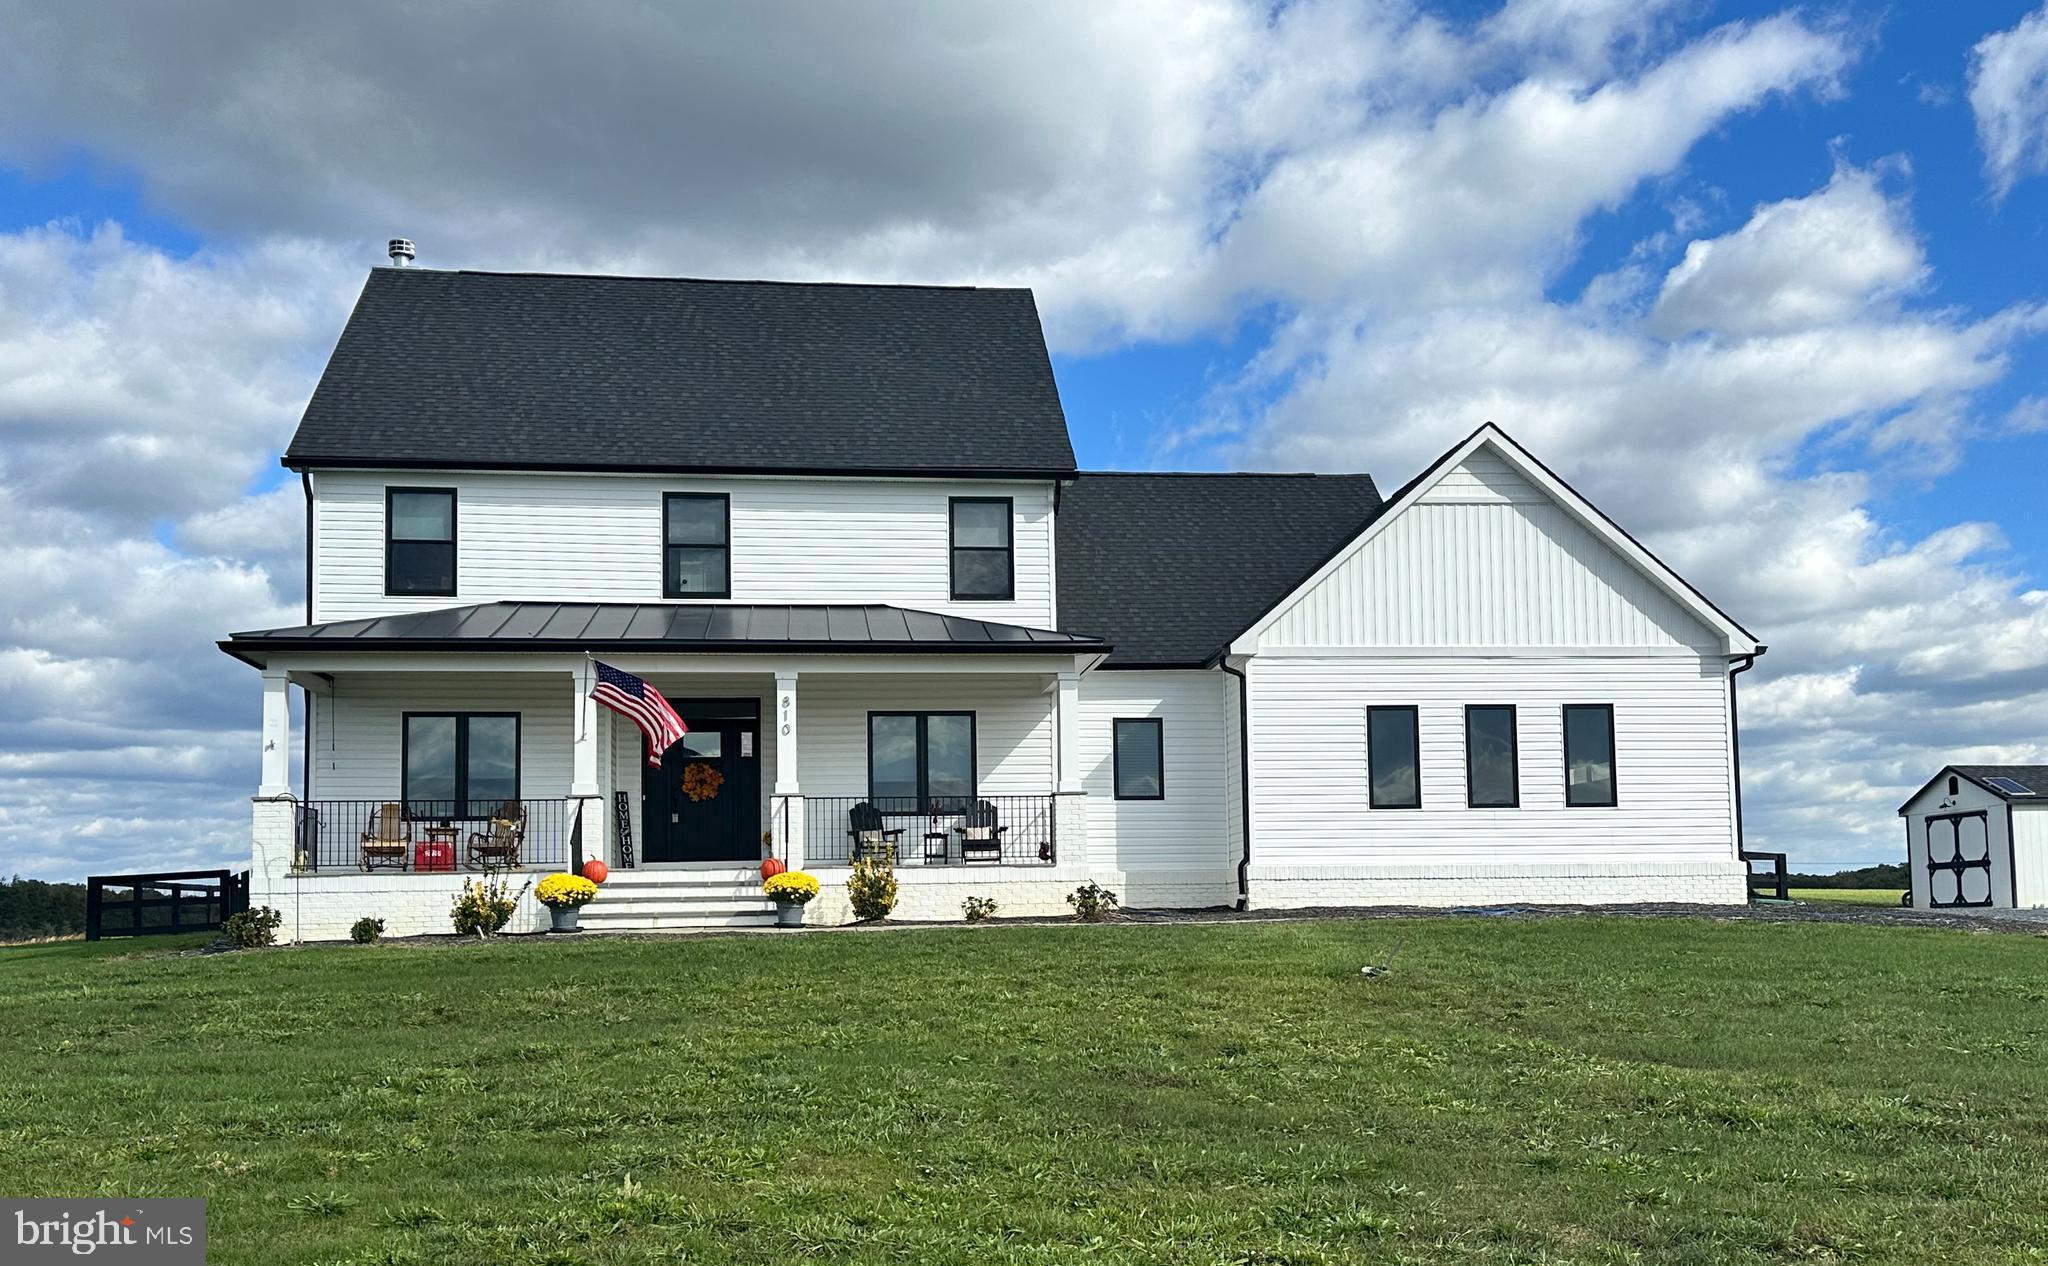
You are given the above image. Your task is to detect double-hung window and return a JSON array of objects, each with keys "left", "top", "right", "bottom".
[
  {"left": 385, "top": 488, "right": 456, "bottom": 596},
  {"left": 1113, "top": 718, "right": 1165, "bottom": 800},
  {"left": 869, "top": 712, "right": 976, "bottom": 812},
  {"left": 1464, "top": 705, "right": 1519, "bottom": 808},
  {"left": 663, "top": 493, "right": 731, "bottom": 598},
  {"left": 1367, "top": 706, "right": 1421, "bottom": 809},
  {"left": 1564, "top": 704, "right": 1617, "bottom": 806},
  {"left": 403, "top": 713, "right": 519, "bottom": 818},
  {"left": 949, "top": 497, "right": 1013, "bottom": 600}
]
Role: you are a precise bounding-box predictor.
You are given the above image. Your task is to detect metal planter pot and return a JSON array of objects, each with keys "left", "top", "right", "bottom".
[
  {"left": 775, "top": 901, "right": 806, "bottom": 928},
  {"left": 549, "top": 905, "right": 582, "bottom": 933}
]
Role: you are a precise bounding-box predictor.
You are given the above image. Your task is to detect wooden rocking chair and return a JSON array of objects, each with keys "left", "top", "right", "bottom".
[
  {"left": 467, "top": 801, "right": 526, "bottom": 869},
  {"left": 358, "top": 803, "right": 410, "bottom": 872}
]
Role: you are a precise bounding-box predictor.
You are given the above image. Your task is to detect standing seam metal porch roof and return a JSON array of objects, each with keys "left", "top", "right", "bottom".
[{"left": 220, "top": 602, "right": 1107, "bottom": 661}]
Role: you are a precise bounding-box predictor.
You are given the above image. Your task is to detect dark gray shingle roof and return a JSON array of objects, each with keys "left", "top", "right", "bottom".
[
  {"left": 285, "top": 269, "right": 1076, "bottom": 475},
  {"left": 1057, "top": 472, "right": 1383, "bottom": 667},
  {"left": 1953, "top": 765, "right": 2048, "bottom": 800},
  {"left": 222, "top": 602, "right": 1105, "bottom": 663}
]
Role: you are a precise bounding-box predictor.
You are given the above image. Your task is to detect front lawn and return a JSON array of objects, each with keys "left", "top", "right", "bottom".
[{"left": 5, "top": 917, "right": 2044, "bottom": 1264}]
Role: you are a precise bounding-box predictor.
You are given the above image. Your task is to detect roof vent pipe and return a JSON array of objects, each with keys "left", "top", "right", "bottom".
[{"left": 387, "top": 238, "right": 415, "bottom": 267}]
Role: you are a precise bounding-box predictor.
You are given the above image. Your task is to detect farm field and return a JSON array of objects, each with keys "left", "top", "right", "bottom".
[
  {"left": 4, "top": 916, "right": 2044, "bottom": 1265},
  {"left": 1787, "top": 887, "right": 1907, "bottom": 906}
]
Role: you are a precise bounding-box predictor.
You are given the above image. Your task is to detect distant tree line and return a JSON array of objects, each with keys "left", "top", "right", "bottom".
[
  {"left": 1, "top": 876, "right": 87, "bottom": 940},
  {"left": 1783, "top": 862, "right": 1908, "bottom": 890}
]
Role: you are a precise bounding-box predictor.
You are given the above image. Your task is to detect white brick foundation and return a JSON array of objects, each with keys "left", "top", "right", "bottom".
[{"left": 1246, "top": 860, "right": 1748, "bottom": 908}]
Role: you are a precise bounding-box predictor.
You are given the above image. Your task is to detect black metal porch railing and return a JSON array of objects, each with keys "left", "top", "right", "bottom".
[
  {"left": 802, "top": 794, "right": 1056, "bottom": 866},
  {"left": 293, "top": 799, "right": 576, "bottom": 873}
]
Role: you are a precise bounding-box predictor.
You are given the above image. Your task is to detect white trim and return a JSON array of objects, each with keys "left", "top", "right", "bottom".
[
  {"left": 242, "top": 651, "right": 1096, "bottom": 676},
  {"left": 1229, "top": 425, "right": 1758, "bottom": 657},
  {"left": 1251, "top": 644, "right": 1715, "bottom": 659}
]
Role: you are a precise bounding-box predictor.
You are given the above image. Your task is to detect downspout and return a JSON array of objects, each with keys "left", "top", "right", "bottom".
[
  {"left": 299, "top": 469, "right": 314, "bottom": 803},
  {"left": 1220, "top": 658, "right": 1251, "bottom": 910},
  {"left": 1728, "top": 648, "right": 1764, "bottom": 853}
]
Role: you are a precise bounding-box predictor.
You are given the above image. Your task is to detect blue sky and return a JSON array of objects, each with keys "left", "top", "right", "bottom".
[{"left": 1, "top": 0, "right": 2046, "bottom": 878}]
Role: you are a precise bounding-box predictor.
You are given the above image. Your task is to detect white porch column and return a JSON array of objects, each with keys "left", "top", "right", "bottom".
[
  {"left": 1055, "top": 670, "right": 1082, "bottom": 794},
  {"left": 259, "top": 668, "right": 292, "bottom": 798},
  {"left": 773, "top": 671, "right": 803, "bottom": 869},
  {"left": 571, "top": 660, "right": 601, "bottom": 867}
]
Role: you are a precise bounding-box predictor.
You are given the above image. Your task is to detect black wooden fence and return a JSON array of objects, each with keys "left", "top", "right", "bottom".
[{"left": 85, "top": 869, "right": 250, "bottom": 940}]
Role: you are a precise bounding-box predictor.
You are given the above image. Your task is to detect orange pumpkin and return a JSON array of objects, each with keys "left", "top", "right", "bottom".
[
  {"left": 581, "top": 859, "right": 610, "bottom": 885},
  {"left": 760, "top": 856, "right": 787, "bottom": 880}
]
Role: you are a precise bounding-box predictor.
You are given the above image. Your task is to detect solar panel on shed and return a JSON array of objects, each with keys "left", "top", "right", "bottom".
[{"left": 1986, "top": 776, "right": 2037, "bottom": 795}]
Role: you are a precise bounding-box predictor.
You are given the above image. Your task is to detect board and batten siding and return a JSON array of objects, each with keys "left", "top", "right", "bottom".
[
  {"left": 1259, "top": 453, "right": 1720, "bottom": 650},
  {"left": 1076, "top": 670, "right": 1237, "bottom": 892},
  {"left": 309, "top": 470, "right": 1057, "bottom": 628},
  {"left": 2011, "top": 805, "right": 2048, "bottom": 908}
]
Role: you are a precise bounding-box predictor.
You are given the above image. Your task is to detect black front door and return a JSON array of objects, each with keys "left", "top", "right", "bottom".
[{"left": 642, "top": 700, "right": 761, "bottom": 863}]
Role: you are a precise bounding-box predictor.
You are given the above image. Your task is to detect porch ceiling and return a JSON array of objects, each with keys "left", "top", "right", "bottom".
[{"left": 221, "top": 601, "right": 1108, "bottom": 664}]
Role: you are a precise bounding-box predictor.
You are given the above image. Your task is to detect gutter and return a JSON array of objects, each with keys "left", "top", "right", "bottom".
[
  {"left": 1728, "top": 646, "right": 1765, "bottom": 853},
  {"left": 1219, "top": 658, "right": 1252, "bottom": 911}
]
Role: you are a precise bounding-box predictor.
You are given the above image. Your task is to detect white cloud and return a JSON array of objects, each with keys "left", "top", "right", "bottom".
[
  {"left": 1969, "top": 1, "right": 2048, "bottom": 198},
  {"left": 0, "top": 2, "right": 2037, "bottom": 875}
]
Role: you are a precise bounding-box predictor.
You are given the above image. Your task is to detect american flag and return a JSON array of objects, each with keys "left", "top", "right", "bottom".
[{"left": 589, "top": 661, "right": 687, "bottom": 767}]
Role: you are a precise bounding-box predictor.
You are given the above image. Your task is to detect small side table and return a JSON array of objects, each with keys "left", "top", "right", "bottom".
[{"left": 923, "top": 832, "right": 950, "bottom": 864}]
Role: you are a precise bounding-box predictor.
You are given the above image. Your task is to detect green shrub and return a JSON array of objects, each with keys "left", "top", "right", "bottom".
[
  {"left": 962, "top": 895, "right": 999, "bottom": 923},
  {"left": 846, "top": 857, "right": 898, "bottom": 922},
  {"left": 451, "top": 877, "right": 529, "bottom": 938},
  {"left": 220, "top": 906, "right": 282, "bottom": 948},
  {"left": 1066, "top": 882, "right": 1119, "bottom": 922},
  {"left": 349, "top": 917, "right": 385, "bottom": 944}
]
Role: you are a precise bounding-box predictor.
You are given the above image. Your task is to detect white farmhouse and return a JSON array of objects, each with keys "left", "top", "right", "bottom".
[
  {"left": 1898, "top": 766, "right": 2048, "bottom": 909},
  {"left": 220, "top": 261, "right": 1766, "bottom": 938}
]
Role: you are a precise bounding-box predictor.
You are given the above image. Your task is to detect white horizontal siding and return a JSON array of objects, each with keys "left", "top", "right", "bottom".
[
  {"left": 308, "top": 672, "right": 574, "bottom": 801},
  {"left": 1077, "top": 669, "right": 1236, "bottom": 875},
  {"left": 1262, "top": 455, "right": 1717, "bottom": 650},
  {"left": 311, "top": 470, "right": 1056, "bottom": 627},
  {"left": 797, "top": 673, "right": 1054, "bottom": 798},
  {"left": 1246, "top": 655, "right": 1736, "bottom": 866}
]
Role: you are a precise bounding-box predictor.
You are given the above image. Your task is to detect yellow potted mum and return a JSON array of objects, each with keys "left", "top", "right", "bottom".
[
  {"left": 535, "top": 872, "right": 599, "bottom": 933},
  {"left": 762, "top": 870, "right": 820, "bottom": 928}
]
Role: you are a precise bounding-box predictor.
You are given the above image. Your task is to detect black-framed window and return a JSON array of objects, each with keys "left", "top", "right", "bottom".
[
  {"left": 869, "top": 712, "right": 976, "bottom": 811},
  {"left": 949, "top": 497, "right": 1013, "bottom": 600},
  {"left": 1465, "top": 705, "right": 1519, "bottom": 808},
  {"left": 1367, "top": 705, "right": 1420, "bottom": 809},
  {"left": 386, "top": 487, "right": 456, "bottom": 596},
  {"left": 403, "top": 712, "right": 519, "bottom": 818},
  {"left": 664, "top": 492, "right": 730, "bottom": 598},
  {"left": 1113, "top": 718, "right": 1165, "bottom": 800},
  {"left": 1564, "top": 704, "right": 1617, "bottom": 807}
]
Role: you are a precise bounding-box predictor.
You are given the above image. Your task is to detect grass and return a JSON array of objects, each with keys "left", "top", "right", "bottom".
[
  {"left": 5, "top": 917, "right": 2046, "bottom": 1265},
  {"left": 1787, "top": 888, "right": 1907, "bottom": 907}
]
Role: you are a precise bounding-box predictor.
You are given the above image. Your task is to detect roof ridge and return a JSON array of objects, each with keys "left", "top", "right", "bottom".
[
  {"left": 1070, "top": 469, "right": 1376, "bottom": 479},
  {"left": 382, "top": 267, "right": 1005, "bottom": 294}
]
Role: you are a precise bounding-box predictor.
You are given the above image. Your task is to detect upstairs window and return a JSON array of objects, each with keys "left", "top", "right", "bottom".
[
  {"left": 1464, "top": 705, "right": 1519, "bottom": 808},
  {"left": 664, "top": 493, "right": 731, "bottom": 599},
  {"left": 950, "top": 497, "right": 1013, "bottom": 600},
  {"left": 1564, "top": 704, "right": 1617, "bottom": 807},
  {"left": 1113, "top": 718, "right": 1165, "bottom": 800},
  {"left": 1367, "top": 705, "right": 1420, "bottom": 809},
  {"left": 386, "top": 488, "right": 456, "bottom": 596}
]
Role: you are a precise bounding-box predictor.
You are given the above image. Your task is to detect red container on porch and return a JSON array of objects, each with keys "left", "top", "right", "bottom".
[{"left": 414, "top": 840, "right": 455, "bottom": 873}]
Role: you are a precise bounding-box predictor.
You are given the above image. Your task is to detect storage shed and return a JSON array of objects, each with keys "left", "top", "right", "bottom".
[{"left": 1897, "top": 765, "right": 2048, "bottom": 909}]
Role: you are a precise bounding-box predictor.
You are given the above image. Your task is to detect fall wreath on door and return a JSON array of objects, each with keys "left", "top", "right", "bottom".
[{"left": 681, "top": 761, "right": 725, "bottom": 802}]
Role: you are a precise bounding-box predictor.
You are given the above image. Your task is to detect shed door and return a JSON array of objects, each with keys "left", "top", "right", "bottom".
[{"left": 1925, "top": 811, "right": 1993, "bottom": 908}]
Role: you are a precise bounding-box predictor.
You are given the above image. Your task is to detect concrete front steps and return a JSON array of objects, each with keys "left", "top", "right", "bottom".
[{"left": 579, "top": 866, "right": 778, "bottom": 932}]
